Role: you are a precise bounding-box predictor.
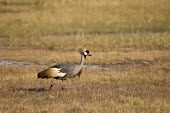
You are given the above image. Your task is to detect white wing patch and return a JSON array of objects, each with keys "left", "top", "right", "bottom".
[
  {"left": 51, "top": 68, "right": 66, "bottom": 77},
  {"left": 58, "top": 72, "right": 67, "bottom": 77}
]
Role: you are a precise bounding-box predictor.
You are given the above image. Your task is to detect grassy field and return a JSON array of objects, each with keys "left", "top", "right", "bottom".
[
  {"left": 0, "top": 0, "right": 170, "bottom": 113},
  {"left": 0, "top": 51, "right": 170, "bottom": 113},
  {"left": 0, "top": 0, "right": 169, "bottom": 39}
]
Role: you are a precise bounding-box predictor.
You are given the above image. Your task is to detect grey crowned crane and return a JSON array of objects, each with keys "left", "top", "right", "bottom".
[{"left": 37, "top": 49, "right": 92, "bottom": 90}]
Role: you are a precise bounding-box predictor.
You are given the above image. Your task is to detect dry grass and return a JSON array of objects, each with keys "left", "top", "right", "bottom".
[
  {"left": 0, "top": 33, "right": 170, "bottom": 51},
  {"left": 0, "top": 62, "right": 170, "bottom": 113},
  {"left": 0, "top": 0, "right": 170, "bottom": 112},
  {"left": 0, "top": 49, "right": 170, "bottom": 113},
  {"left": 0, "top": 49, "right": 169, "bottom": 66},
  {"left": 0, "top": 0, "right": 169, "bottom": 39}
]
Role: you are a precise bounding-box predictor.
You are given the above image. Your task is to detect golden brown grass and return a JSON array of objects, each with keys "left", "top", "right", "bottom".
[
  {"left": 0, "top": 62, "right": 170, "bottom": 113},
  {"left": 0, "top": 49, "right": 170, "bottom": 113},
  {"left": 0, "top": 33, "right": 170, "bottom": 51},
  {"left": 0, "top": 49, "right": 169, "bottom": 66},
  {"left": 0, "top": 0, "right": 169, "bottom": 39},
  {"left": 0, "top": 0, "right": 170, "bottom": 112}
]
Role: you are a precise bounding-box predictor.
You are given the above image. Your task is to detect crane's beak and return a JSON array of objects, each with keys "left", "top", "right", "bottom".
[
  {"left": 84, "top": 54, "right": 92, "bottom": 59},
  {"left": 88, "top": 54, "right": 92, "bottom": 56}
]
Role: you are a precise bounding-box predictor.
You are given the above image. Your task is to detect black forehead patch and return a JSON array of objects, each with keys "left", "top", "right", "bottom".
[{"left": 85, "top": 50, "right": 89, "bottom": 53}]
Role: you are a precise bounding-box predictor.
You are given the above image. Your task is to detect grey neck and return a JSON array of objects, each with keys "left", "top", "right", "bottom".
[{"left": 80, "top": 54, "right": 85, "bottom": 66}]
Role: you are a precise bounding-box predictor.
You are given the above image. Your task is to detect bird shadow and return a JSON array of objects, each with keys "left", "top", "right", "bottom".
[{"left": 16, "top": 87, "right": 48, "bottom": 92}]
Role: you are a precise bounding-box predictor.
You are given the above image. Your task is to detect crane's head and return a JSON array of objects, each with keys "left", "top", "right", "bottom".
[
  {"left": 79, "top": 48, "right": 92, "bottom": 59},
  {"left": 83, "top": 50, "right": 92, "bottom": 59}
]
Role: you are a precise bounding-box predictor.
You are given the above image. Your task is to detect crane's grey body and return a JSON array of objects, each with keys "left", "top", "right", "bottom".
[
  {"left": 37, "top": 50, "right": 91, "bottom": 90},
  {"left": 51, "top": 63, "right": 83, "bottom": 80}
]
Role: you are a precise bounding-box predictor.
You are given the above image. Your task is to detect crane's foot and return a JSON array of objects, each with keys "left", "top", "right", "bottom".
[{"left": 62, "top": 86, "right": 64, "bottom": 90}]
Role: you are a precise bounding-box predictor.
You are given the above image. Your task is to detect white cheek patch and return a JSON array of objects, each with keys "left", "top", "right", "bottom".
[{"left": 84, "top": 52, "right": 87, "bottom": 55}]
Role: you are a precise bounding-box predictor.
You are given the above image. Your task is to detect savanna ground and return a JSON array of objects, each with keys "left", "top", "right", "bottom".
[{"left": 0, "top": 0, "right": 170, "bottom": 113}]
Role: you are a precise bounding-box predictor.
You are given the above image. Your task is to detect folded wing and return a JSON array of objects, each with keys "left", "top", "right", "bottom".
[{"left": 37, "top": 67, "right": 66, "bottom": 79}]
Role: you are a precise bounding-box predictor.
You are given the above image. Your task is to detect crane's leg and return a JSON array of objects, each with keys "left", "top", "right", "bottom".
[
  {"left": 61, "top": 79, "right": 64, "bottom": 90},
  {"left": 49, "top": 80, "right": 65, "bottom": 90},
  {"left": 49, "top": 81, "right": 57, "bottom": 90}
]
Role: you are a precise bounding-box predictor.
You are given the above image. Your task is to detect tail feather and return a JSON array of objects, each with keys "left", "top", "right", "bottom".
[{"left": 37, "top": 71, "right": 49, "bottom": 79}]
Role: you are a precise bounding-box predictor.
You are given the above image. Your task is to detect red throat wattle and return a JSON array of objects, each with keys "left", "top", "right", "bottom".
[{"left": 84, "top": 56, "right": 86, "bottom": 59}]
